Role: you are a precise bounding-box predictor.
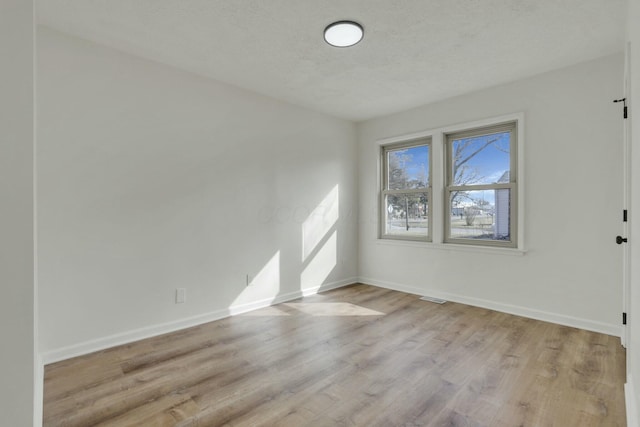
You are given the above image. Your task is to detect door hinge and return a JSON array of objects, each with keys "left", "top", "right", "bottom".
[
  {"left": 614, "top": 98, "right": 628, "bottom": 119},
  {"left": 623, "top": 209, "right": 628, "bottom": 222},
  {"left": 623, "top": 312, "right": 627, "bottom": 325}
]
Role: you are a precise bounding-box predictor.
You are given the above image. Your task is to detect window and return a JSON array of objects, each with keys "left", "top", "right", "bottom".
[
  {"left": 378, "top": 115, "right": 522, "bottom": 251},
  {"left": 380, "top": 139, "right": 431, "bottom": 241},
  {"left": 445, "top": 122, "right": 517, "bottom": 247}
]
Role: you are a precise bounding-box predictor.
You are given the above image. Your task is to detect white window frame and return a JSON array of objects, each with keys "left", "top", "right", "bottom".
[
  {"left": 380, "top": 138, "right": 432, "bottom": 242},
  {"left": 444, "top": 121, "right": 518, "bottom": 248},
  {"left": 376, "top": 113, "right": 525, "bottom": 254}
]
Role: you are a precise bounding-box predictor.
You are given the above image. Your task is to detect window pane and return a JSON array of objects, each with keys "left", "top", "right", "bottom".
[
  {"left": 451, "top": 131, "right": 510, "bottom": 186},
  {"left": 387, "top": 144, "right": 429, "bottom": 190},
  {"left": 449, "top": 189, "right": 511, "bottom": 241},
  {"left": 385, "top": 193, "right": 429, "bottom": 237}
]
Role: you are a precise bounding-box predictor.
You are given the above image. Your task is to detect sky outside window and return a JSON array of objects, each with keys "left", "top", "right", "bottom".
[
  {"left": 452, "top": 131, "right": 510, "bottom": 186},
  {"left": 387, "top": 144, "right": 429, "bottom": 190}
]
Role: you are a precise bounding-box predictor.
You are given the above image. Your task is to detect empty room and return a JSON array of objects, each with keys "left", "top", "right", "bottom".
[{"left": 3, "top": 0, "right": 640, "bottom": 426}]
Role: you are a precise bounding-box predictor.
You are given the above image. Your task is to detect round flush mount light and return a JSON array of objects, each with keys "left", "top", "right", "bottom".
[{"left": 324, "top": 21, "right": 364, "bottom": 47}]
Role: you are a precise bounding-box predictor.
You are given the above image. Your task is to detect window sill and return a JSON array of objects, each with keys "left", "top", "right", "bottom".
[{"left": 375, "top": 238, "right": 527, "bottom": 256}]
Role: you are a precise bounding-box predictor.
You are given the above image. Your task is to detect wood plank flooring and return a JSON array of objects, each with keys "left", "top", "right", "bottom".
[{"left": 43, "top": 284, "right": 627, "bottom": 426}]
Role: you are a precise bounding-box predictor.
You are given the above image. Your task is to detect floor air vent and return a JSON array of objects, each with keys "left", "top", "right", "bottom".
[{"left": 420, "top": 296, "right": 447, "bottom": 304}]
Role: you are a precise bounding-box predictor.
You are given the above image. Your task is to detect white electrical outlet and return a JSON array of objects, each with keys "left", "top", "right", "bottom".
[{"left": 176, "top": 288, "right": 186, "bottom": 304}]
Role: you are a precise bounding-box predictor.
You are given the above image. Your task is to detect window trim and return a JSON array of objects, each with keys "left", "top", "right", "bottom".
[
  {"left": 444, "top": 121, "right": 518, "bottom": 248},
  {"left": 375, "top": 113, "right": 525, "bottom": 253},
  {"left": 379, "top": 137, "right": 433, "bottom": 242}
]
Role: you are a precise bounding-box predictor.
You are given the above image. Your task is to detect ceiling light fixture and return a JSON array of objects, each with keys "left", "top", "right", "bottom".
[{"left": 324, "top": 21, "right": 364, "bottom": 48}]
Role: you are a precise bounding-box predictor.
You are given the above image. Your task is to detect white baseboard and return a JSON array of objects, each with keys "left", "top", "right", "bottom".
[
  {"left": 627, "top": 376, "right": 639, "bottom": 427},
  {"left": 358, "top": 277, "right": 621, "bottom": 337},
  {"left": 41, "top": 277, "right": 356, "bottom": 365},
  {"left": 40, "top": 276, "right": 620, "bottom": 365}
]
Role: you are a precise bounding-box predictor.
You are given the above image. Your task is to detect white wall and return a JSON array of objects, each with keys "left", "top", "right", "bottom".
[
  {"left": 37, "top": 27, "right": 358, "bottom": 360},
  {"left": 358, "top": 54, "right": 624, "bottom": 335},
  {"left": 627, "top": 0, "right": 640, "bottom": 424},
  {"left": 0, "top": 0, "right": 36, "bottom": 425}
]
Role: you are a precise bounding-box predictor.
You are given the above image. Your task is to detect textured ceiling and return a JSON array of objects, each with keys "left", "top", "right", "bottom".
[{"left": 37, "top": 0, "right": 626, "bottom": 121}]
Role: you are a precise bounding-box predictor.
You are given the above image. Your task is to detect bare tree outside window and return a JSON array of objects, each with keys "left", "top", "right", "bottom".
[
  {"left": 445, "top": 122, "right": 517, "bottom": 247},
  {"left": 463, "top": 206, "right": 478, "bottom": 226}
]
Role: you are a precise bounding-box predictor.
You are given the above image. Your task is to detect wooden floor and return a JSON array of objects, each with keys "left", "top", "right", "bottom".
[{"left": 43, "top": 284, "right": 627, "bottom": 426}]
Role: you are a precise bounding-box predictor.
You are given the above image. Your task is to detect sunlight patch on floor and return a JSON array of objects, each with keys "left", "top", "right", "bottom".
[
  {"left": 240, "top": 305, "right": 291, "bottom": 317},
  {"left": 283, "top": 302, "right": 385, "bottom": 316}
]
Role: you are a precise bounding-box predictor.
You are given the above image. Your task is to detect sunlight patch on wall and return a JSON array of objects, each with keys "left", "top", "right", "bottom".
[
  {"left": 231, "top": 251, "right": 280, "bottom": 307},
  {"left": 284, "top": 302, "right": 384, "bottom": 316},
  {"left": 301, "top": 230, "right": 337, "bottom": 289},
  {"left": 302, "top": 185, "right": 339, "bottom": 261}
]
